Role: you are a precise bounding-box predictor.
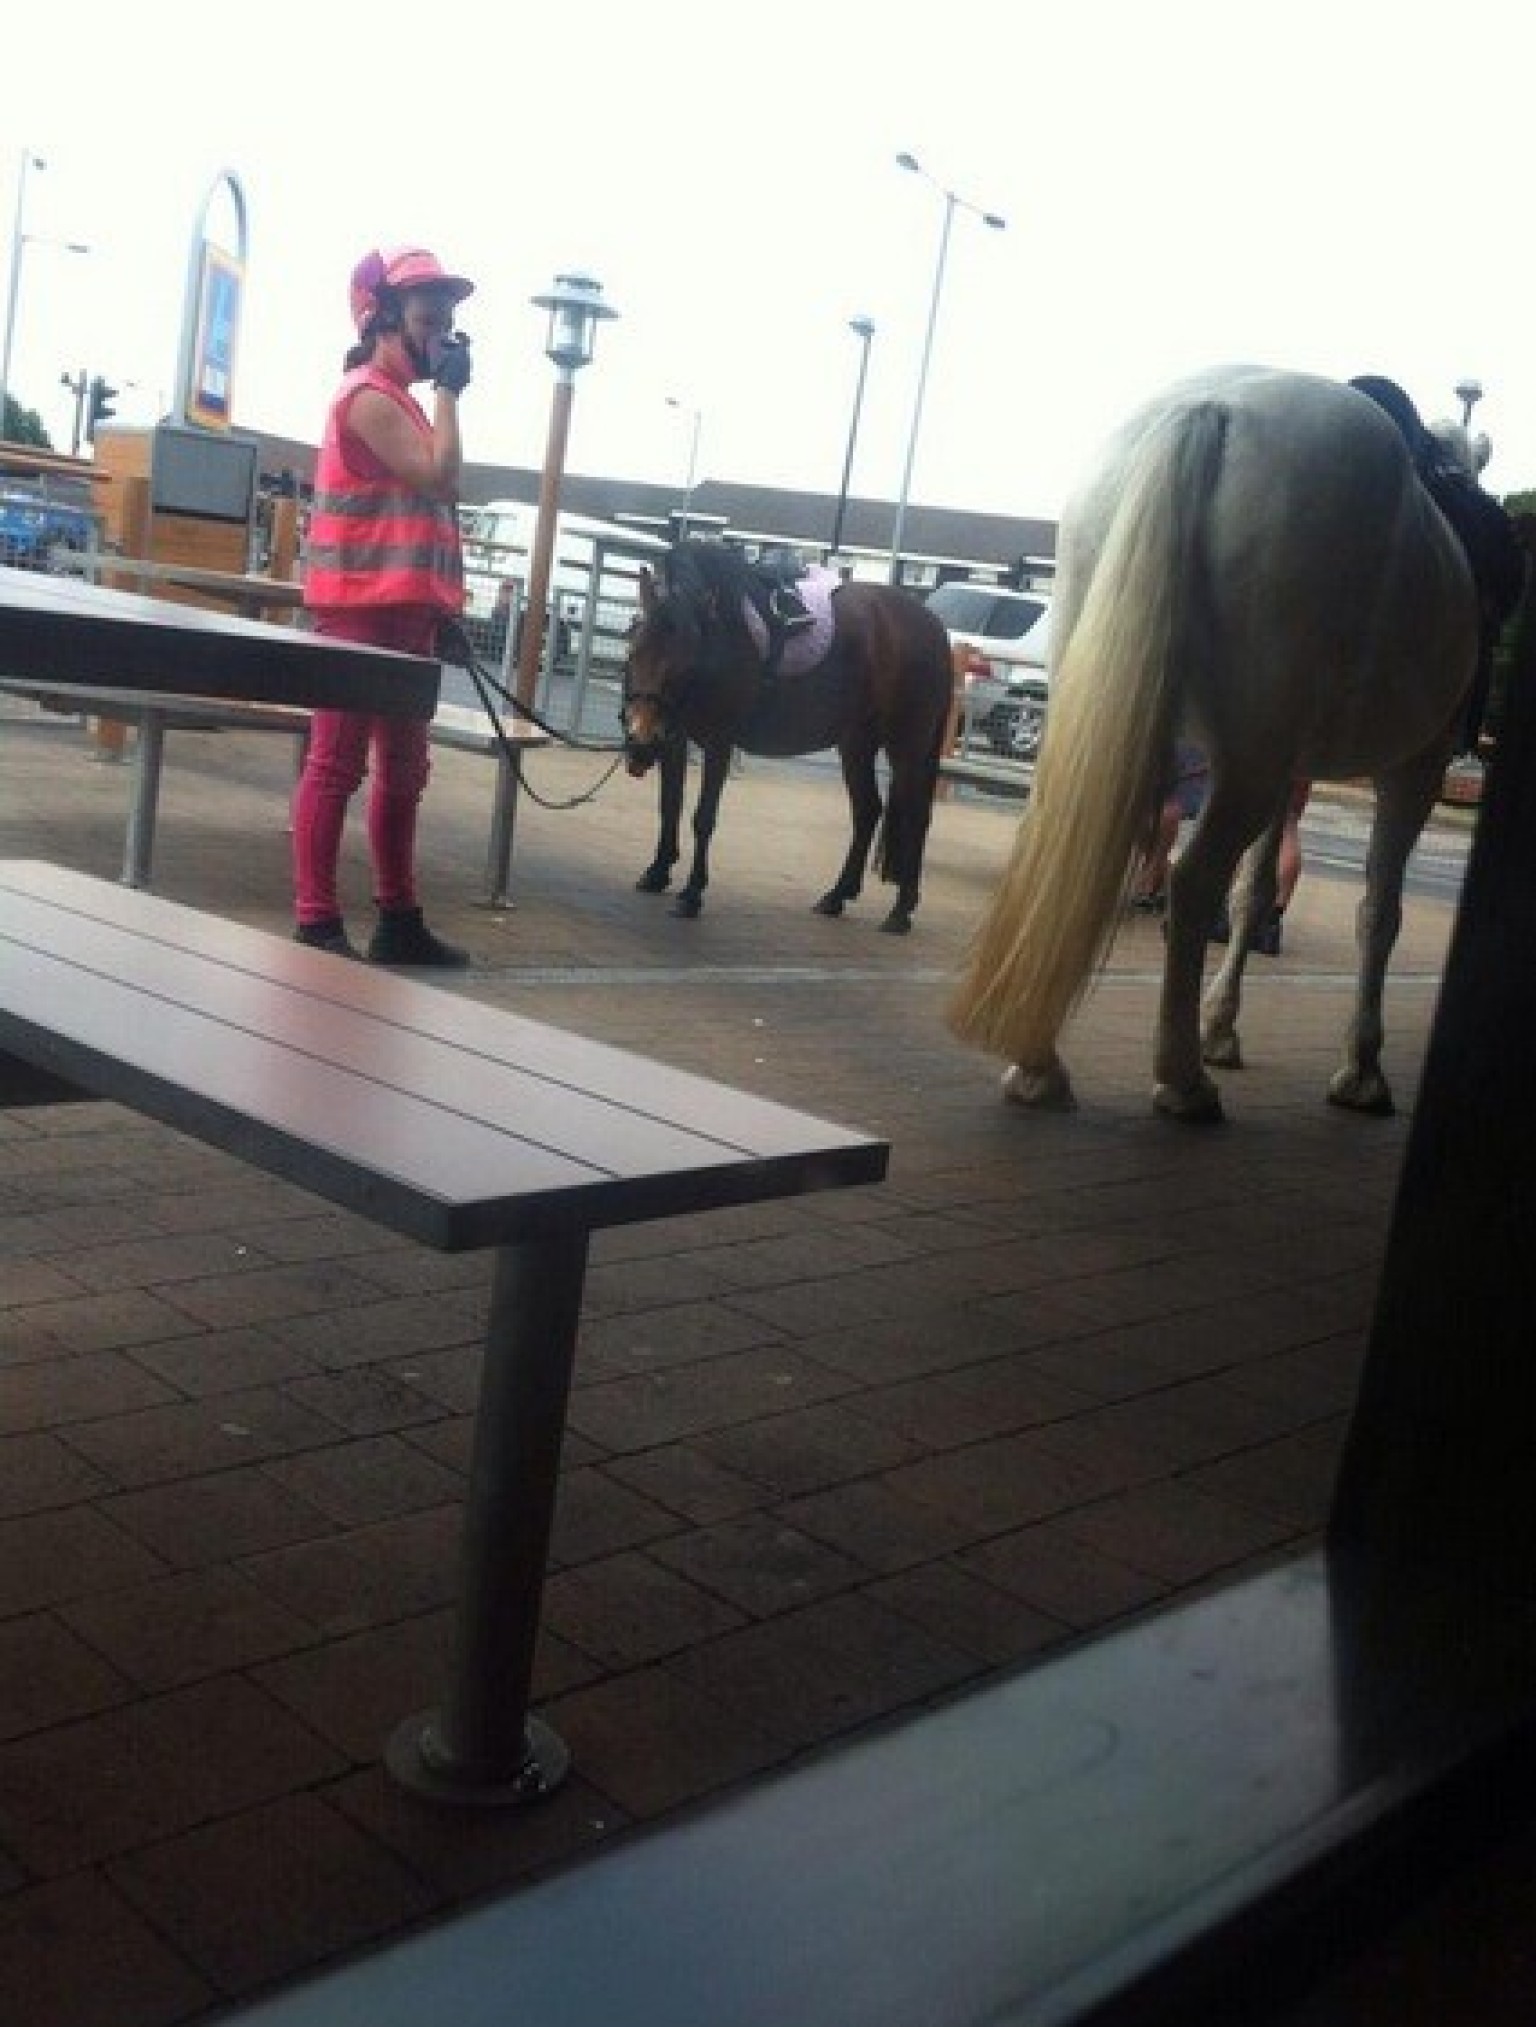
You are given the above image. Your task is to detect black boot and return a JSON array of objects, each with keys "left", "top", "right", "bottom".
[
  {"left": 294, "top": 916, "right": 360, "bottom": 959},
  {"left": 368, "top": 906, "right": 470, "bottom": 969}
]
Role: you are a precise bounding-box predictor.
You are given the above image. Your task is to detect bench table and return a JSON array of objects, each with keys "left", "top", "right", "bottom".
[
  {"left": 0, "top": 564, "right": 438, "bottom": 714},
  {"left": 2, "top": 684, "right": 550, "bottom": 895},
  {"left": 1, "top": 679, "right": 312, "bottom": 887},
  {"left": 0, "top": 858, "right": 887, "bottom": 1804}
]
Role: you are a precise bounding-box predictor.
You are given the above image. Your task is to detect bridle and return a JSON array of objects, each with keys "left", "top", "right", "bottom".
[{"left": 622, "top": 590, "right": 716, "bottom": 736}]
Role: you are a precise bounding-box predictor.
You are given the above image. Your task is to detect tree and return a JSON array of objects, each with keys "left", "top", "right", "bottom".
[{"left": 1, "top": 393, "right": 52, "bottom": 448}]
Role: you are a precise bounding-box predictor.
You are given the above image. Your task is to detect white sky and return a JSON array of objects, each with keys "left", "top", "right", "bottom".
[{"left": 7, "top": 0, "right": 1534, "bottom": 522}]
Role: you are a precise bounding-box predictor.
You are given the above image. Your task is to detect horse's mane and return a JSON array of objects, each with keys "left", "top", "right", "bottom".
[{"left": 663, "top": 539, "right": 755, "bottom": 625}]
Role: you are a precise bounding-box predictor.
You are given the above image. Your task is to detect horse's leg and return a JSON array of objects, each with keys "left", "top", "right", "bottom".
[
  {"left": 812, "top": 738, "right": 882, "bottom": 921},
  {"left": 635, "top": 733, "right": 686, "bottom": 893},
  {"left": 1154, "top": 787, "right": 1264, "bottom": 1121},
  {"left": 1328, "top": 748, "right": 1443, "bottom": 1114},
  {"left": 874, "top": 743, "right": 940, "bottom": 935},
  {"left": 1002, "top": 1055, "right": 1078, "bottom": 1111},
  {"left": 1200, "top": 810, "right": 1286, "bottom": 1069},
  {"left": 671, "top": 739, "right": 732, "bottom": 919}
]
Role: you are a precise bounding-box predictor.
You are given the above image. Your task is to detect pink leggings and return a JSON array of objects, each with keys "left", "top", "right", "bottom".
[{"left": 292, "top": 606, "right": 438, "bottom": 925}]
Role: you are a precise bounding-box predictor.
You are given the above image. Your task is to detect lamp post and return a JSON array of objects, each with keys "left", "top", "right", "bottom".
[
  {"left": 830, "top": 315, "right": 875, "bottom": 561},
  {"left": 2, "top": 228, "right": 89, "bottom": 439},
  {"left": 0, "top": 151, "right": 43, "bottom": 439},
  {"left": 888, "top": 151, "right": 1005, "bottom": 587},
  {"left": 513, "top": 272, "right": 618, "bottom": 715},
  {"left": 666, "top": 396, "right": 703, "bottom": 538},
  {"left": 1454, "top": 377, "right": 1484, "bottom": 432},
  {"left": 1, "top": 145, "right": 89, "bottom": 443}
]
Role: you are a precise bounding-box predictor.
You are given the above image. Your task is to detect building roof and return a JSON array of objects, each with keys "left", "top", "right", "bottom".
[{"left": 242, "top": 431, "right": 1058, "bottom": 582}]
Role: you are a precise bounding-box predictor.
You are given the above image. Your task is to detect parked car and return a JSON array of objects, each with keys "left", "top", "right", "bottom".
[
  {"left": 0, "top": 484, "right": 95, "bottom": 572},
  {"left": 927, "top": 581, "right": 1052, "bottom": 762}
]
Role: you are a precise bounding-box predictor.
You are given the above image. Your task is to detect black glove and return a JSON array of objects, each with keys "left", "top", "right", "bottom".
[{"left": 434, "top": 334, "right": 473, "bottom": 396}]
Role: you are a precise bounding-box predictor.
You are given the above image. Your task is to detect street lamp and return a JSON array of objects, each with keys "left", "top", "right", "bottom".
[
  {"left": 2, "top": 149, "right": 90, "bottom": 440},
  {"left": 830, "top": 315, "right": 875, "bottom": 560},
  {"left": 513, "top": 272, "right": 618, "bottom": 714},
  {"left": 888, "top": 151, "right": 1005, "bottom": 587},
  {"left": 1454, "top": 377, "right": 1484, "bottom": 431},
  {"left": 666, "top": 396, "right": 703, "bottom": 538},
  {"left": 0, "top": 150, "right": 44, "bottom": 439}
]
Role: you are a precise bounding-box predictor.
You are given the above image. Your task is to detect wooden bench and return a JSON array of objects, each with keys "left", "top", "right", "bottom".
[{"left": 0, "top": 857, "right": 887, "bottom": 1805}]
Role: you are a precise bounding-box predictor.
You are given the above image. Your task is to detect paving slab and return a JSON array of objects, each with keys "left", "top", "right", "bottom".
[{"left": 0, "top": 695, "right": 1469, "bottom": 2020}]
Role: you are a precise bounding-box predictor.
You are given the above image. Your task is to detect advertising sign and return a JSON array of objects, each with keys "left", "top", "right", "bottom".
[
  {"left": 175, "top": 170, "right": 248, "bottom": 435},
  {"left": 185, "top": 245, "right": 242, "bottom": 431}
]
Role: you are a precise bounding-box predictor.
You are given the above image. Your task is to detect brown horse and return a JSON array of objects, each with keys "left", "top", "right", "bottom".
[{"left": 622, "top": 541, "right": 954, "bottom": 933}]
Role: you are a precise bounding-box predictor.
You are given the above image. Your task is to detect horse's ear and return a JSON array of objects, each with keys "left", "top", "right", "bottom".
[{"left": 639, "top": 567, "right": 657, "bottom": 616}]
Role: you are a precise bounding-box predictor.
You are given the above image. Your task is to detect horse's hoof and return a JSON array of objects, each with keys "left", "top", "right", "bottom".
[
  {"left": 812, "top": 893, "right": 846, "bottom": 918},
  {"left": 878, "top": 911, "right": 913, "bottom": 936},
  {"left": 670, "top": 894, "right": 703, "bottom": 920},
  {"left": 1001, "top": 1062, "right": 1077, "bottom": 1112},
  {"left": 1327, "top": 1069, "right": 1395, "bottom": 1115},
  {"left": 1153, "top": 1078, "right": 1225, "bottom": 1124},
  {"left": 1201, "top": 1029, "right": 1243, "bottom": 1070},
  {"left": 635, "top": 870, "right": 670, "bottom": 895}
]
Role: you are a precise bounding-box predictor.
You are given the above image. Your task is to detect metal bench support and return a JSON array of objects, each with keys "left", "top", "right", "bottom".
[{"left": 388, "top": 1229, "right": 588, "bottom": 1804}]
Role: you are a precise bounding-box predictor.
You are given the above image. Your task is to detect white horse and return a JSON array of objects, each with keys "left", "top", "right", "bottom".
[{"left": 948, "top": 365, "right": 1479, "bottom": 1124}]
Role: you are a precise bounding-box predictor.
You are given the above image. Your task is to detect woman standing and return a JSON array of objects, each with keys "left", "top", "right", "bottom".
[{"left": 293, "top": 244, "right": 476, "bottom": 964}]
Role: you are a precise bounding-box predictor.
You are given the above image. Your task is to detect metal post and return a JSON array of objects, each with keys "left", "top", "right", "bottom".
[
  {"left": 888, "top": 154, "right": 1005, "bottom": 589},
  {"left": 668, "top": 398, "right": 702, "bottom": 539},
  {"left": 831, "top": 318, "right": 875, "bottom": 559},
  {"left": 62, "top": 367, "right": 87, "bottom": 456},
  {"left": 889, "top": 193, "right": 956, "bottom": 588},
  {"left": 122, "top": 710, "right": 166, "bottom": 888},
  {"left": 489, "top": 373, "right": 575, "bottom": 894},
  {"left": 387, "top": 1231, "right": 588, "bottom": 1802},
  {"left": 515, "top": 374, "right": 575, "bottom": 713},
  {"left": 0, "top": 152, "right": 39, "bottom": 437}
]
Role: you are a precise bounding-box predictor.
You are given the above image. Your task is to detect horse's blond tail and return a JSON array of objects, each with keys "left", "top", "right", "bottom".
[{"left": 948, "top": 400, "right": 1228, "bottom": 1064}]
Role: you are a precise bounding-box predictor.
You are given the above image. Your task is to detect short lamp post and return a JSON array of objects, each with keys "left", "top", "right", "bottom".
[
  {"left": 513, "top": 272, "right": 618, "bottom": 714},
  {"left": 1454, "top": 377, "right": 1484, "bottom": 432},
  {"left": 484, "top": 273, "right": 617, "bottom": 911},
  {"left": 830, "top": 315, "right": 875, "bottom": 560},
  {"left": 888, "top": 151, "right": 1005, "bottom": 587}
]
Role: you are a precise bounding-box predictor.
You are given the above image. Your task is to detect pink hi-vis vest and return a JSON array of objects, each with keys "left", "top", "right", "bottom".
[{"left": 302, "top": 365, "right": 464, "bottom": 615}]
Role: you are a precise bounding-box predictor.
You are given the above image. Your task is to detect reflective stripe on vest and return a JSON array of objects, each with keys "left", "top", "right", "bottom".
[{"left": 303, "top": 366, "right": 464, "bottom": 614}]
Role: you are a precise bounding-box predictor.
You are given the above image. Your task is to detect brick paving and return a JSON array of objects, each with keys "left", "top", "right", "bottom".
[{"left": 0, "top": 692, "right": 1468, "bottom": 2024}]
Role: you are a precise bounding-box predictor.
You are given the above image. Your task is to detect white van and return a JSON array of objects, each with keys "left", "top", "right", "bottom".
[{"left": 459, "top": 502, "right": 668, "bottom": 651}]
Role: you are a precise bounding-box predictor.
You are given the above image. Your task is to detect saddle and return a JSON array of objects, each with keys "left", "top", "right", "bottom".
[
  {"left": 746, "top": 548, "right": 817, "bottom": 675},
  {"left": 1351, "top": 373, "right": 1529, "bottom": 750},
  {"left": 1350, "top": 375, "right": 1526, "bottom": 624}
]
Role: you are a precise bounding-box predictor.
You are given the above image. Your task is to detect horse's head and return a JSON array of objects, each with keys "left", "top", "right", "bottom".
[{"left": 621, "top": 562, "right": 710, "bottom": 774}]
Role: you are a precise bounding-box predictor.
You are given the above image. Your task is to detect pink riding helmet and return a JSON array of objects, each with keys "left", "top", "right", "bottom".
[{"left": 349, "top": 246, "right": 475, "bottom": 336}]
